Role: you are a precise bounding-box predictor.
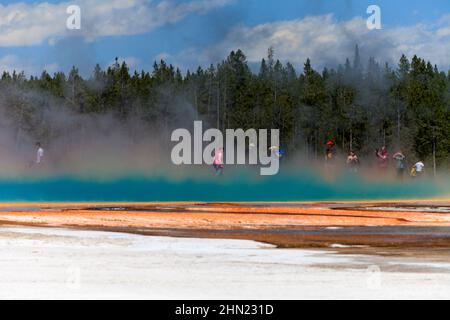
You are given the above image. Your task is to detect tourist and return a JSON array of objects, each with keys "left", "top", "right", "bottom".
[
  {"left": 346, "top": 151, "right": 360, "bottom": 173},
  {"left": 411, "top": 161, "right": 425, "bottom": 178},
  {"left": 393, "top": 151, "right": 406, "bottom": 179},
  {"left": 376, "top": 146, "right": 389, "bottom": 171},
  {"left": 213, "top": 148, "right": 224, "bottom": 176}
]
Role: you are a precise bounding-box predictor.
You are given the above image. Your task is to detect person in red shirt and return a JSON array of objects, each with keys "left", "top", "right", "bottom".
[
  {"left": 325, "top": 140, "right": 336, "bottom": 163},
  {"left": 376, "top": 146, "right": 389, "bottom": 170}
]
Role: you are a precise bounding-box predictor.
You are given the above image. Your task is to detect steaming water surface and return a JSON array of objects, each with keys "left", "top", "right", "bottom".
[{"left": 0, "top": 172, "right": 445, "bottom": 202}]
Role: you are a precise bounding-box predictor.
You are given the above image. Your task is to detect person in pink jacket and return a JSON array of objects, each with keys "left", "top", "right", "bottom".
[{"left": 213, "top": 148, "right": 224, "bottom": 176}]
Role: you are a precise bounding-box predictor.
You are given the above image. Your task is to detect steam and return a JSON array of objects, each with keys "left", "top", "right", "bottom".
[
  {"left": 0, "top": 48, "right": 447, "bottom": 204},
  {"left": 0, "top": 84, "right": 199, "bottom": 180}
]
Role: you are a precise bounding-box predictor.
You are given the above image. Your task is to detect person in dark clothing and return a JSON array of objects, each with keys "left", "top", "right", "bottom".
[
  {"left": 393, "top": 151, "right": 406, "bottom": 180},
  {"left": 325, "top": 140, "right": 336, "bottom": 165}
]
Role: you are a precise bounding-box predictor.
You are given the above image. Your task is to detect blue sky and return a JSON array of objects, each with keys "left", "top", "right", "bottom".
[{"left": 0, "top": 0, "right": 449, "bottom": 76}]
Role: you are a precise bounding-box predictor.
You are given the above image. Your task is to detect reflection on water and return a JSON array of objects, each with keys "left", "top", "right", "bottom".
[{"left": 0, "top": 172, "right": 446, "bottom": 202}]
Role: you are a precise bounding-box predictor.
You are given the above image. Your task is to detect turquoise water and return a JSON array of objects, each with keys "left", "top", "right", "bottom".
[{"left": 0, "top": 172, "right": 445, "bottom": 202}]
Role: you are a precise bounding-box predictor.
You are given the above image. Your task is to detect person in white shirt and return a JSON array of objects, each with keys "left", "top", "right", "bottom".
[
  {"left": 412, "top": 161, "right": 425, "bottom": 178},
  {"left": 36, "top": 142, "right": 44, "bottom": 165}
]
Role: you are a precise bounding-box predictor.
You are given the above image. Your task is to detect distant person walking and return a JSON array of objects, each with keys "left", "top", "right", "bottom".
[
  {"left": 346, "top": 151, "right": 360, "bottom": 173},
  {"left": 213, "top": 148, "right": 224, "bottom": 176},
  {"left": 376, "top": 146, "right": 389, "bottom": 171},
  {"left": 325, "top": 140, "right": 336, "bottom": 169},
  {"left": 393, "top": 151, "right": 406, "bottom": 179},
  {"left": 30, "top": 142, "right": 45, "bottom": 168},
  {"left": 411, "top": 161, "right": 425, "bottom": 179},
  {"left": 36, "top": 142, "right": 44, "bottom": 165}
]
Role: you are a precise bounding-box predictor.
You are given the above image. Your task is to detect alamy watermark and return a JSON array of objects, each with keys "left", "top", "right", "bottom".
[
  {"left": 367, "top": 5, "right": 382, "bottom": 30},
  {"left": 66, "top": 5, "right": 81, "bottom": 30},
  {"left": 171, "top": 121, "right": 280, "bottom": 176},
  {"left": 366, "top": 265, "right": 382, "bottom": 290}
]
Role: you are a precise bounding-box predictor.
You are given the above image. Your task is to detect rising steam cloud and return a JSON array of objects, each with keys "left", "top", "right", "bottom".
[{"left": 0, "top": 84, "right": 200, "bottom": 180}]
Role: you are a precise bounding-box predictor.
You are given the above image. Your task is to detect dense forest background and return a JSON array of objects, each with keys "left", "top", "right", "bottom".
[{"left": 0, "top": 45, "right": 449, "bottom": 170}]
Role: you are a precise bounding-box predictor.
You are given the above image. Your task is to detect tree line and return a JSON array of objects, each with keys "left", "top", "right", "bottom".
[{"left": 0, "top": 45, "right": 449, "bottom": 168}]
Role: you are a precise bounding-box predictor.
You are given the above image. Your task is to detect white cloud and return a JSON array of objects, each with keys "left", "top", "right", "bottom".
[
  {"left": 0, "top": 0, "right": 232, "bottom": 47},
  {"left": 173, "top": 14, "right": 450, "bottom": 71}
]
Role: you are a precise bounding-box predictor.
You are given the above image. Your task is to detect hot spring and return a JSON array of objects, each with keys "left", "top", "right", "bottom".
[{"left": 0, "top": 171, "right": 446, "bottom": 202}]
